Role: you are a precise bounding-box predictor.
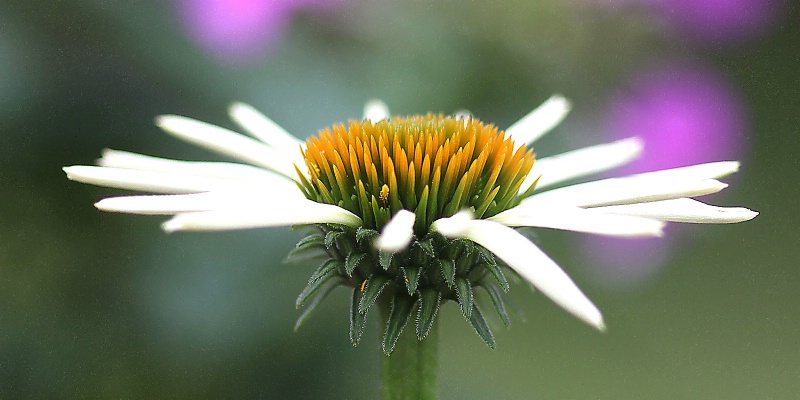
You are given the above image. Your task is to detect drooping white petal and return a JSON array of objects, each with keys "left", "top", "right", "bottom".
[
  {"left": 98, "top": 149, "right": 298, "bottom": 186},
  {"left": 432, "top": 213, "right": 605, "bottom": 331},
  {"left": 524, "top": 175, "right": 728, "bottom": 208},
  {"left": 363, "top": 99, "right": 390, "bottom": 122},
  {"left": 162, "top": 200, "right": 362, "bottom": 232},
  {"left": 594, "top": 198, "right": 759, "bottom": 224},
  {"left": 374, "top": 209, "right": 416, "bottom": 252},
  {"left": 63, "top": 166, "right": 253, "bottom": 194},
  {"left": 523, "top": 137, "right": 644, "bottom": 192},
  {"left": 227, "top": 102, "right": 306, "bottom": 167},
  {"left": 490, "top": 205, "right": 664, "bottom": 237},
  {"left": 506, "top": 95, "right": 571, "bottom": 147},
  {"left": 155, "top": 115, "right": 300, "bottom": 179},
  {"left": 95, "top": 191, "right": 293, "bottom": 215}
]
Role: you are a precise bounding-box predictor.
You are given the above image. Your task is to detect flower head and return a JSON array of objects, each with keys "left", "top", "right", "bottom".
[{"left": 64, "top": 96, "right": 757, "bottom": 351}]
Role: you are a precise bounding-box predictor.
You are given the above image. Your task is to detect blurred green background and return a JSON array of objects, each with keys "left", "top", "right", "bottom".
[{"left": 2, "top": 1, "right": 798, "bottom": 399}]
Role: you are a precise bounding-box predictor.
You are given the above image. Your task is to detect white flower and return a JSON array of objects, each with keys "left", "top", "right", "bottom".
[{"left": 63, "top": 95, "right": 758, "bottom": 332}]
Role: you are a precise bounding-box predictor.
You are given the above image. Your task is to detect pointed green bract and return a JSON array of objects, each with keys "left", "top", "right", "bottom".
[
  {"left": 403, "top": 266, "right": 421, "bottom": 295},
  {"left": 308, "top": 259, "right": 342, "bottom": 284},
  {"left": 479, "top": 253, "right": 510, "bottom": 292},
  {"left": 439, "top": 259, "right": 456, "bottom": 288},
  {"left": 356, "top": 226, "right": 378, "bottom": 244},
  {"left": 379, "top": 251, "right": 393, "bottom": 270},
  {"left": 383, "top": 295, "right": 415, "bottom": 354},
  {"left": 455, "top": 278, "right": 473, "bottom": 318},
  {"left": 295, "top": 280, "right": 339, "bottom": 331},
  {"left": 289, "top": 223, "right": 516, "bottom": 349},
  {"left": 480, "top": 281, "right": 511, "bottom": 327},
  {"left": 345, "top": 252, "right": 366, "bottom": 276},
  {"left": 296, "top": 272, "right": 340, "bottom": 309},
  {"left": 349, "top": 288, "right": 367, "bottom": 346},
  {"left": 415, "top": 238, "right": 436, "bottom": 259},
  {"left": 324, "top": 230, "right": 345, "bottom": 248},
  {"left": 468, "top": 304, "right": 496, "bottom": 349},
  {"left": 359, "top": 274, "right": 392, "bottom": 314},
  {"left": 286, "top": 233, "right": 326, "bottom": 260},
  {"left": 416, "top": 288, "right": 441, "bottom": 340}
]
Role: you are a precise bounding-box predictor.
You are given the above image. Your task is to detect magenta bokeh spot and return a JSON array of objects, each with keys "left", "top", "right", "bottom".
[
  {"left": 177, "top": 0, "right": 346, "bottom": 65},
  {"left": 581, "top": 63, "right": 748, "bottom": 287},
  {"left": 607, "top": 63, "right": 746, "bottom": 174}
]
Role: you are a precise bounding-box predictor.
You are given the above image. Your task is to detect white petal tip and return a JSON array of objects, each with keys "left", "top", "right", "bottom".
[
  {"left": 548, "top": 94, "right": 572, "bottom": 112},
  {"left": 374, "top": 210, "right": 416, "bottom": 253},
  {"left": 161, "top": 219, "right": 181, "bottom": 233},
  {"left": 624, "top": 136, "right": 645, "bottom": 151},
  {"left": 227, "top": 101, "right": 250, "bottom": 114},
  {"left": 62, "top": 166, "right": 88, "bottom": 181},
  {"left": 93, "top": 199, "right": 110, "bottom": 211},
  {"left": 363, "top": 99, "right": 390, "bottom": 122},
  {"left": 595, "top": 320, "right": 608, "bottom": 332},
  {"left": 737, "top": 209, "right": 759, "bottom": 222},
  {"left": 431, "top": 210, "right": 475, "bottom": 237},
  {"left": 154, "top": 114, "right": 181, "bottom": 130}
]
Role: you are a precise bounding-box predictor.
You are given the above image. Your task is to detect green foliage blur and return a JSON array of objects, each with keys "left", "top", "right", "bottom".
[{"left": 1, "top": 1, "right": 798, "bottom": 399}]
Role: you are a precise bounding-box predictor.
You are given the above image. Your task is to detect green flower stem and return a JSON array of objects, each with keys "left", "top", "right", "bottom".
[{"left": 380, "top": 301, "right": 438, "bottom": 400}]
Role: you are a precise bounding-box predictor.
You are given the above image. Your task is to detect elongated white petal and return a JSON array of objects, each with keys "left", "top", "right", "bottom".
[
  {"left": 594, "top": 198, "right": 759, "bottom": 224},
  {"left": 490, "top": 206, "right": 664, "bottom": 237},
  {"left": 432, "top": 214, "right": 605, "bottom": 331},
  {"left": 632, "top": 161, "right": 740, "bottom": 181},
  {"left": 63, "top": 166, "right": 255, "bottom": 194},
  {"left": 156, "top": 115, "right": 299, "bottom": 179},
  {"left": 227, "top": 102, "right": 306, "bottom": 167},
  {"left": 374, "top": 210, "right": 416, "bottom": 252},
  {"left": 506, "top": 95, "right": 571, "bottom": 146},
  {"left": 98, "top": 149, "right": 298, "bottom": 186},
  {"left": 524, "top": 175, "right": 728, "bottom": 208},
  {"left": 163, "top": 200, "right": 362, "bottom": 232},
  {"left": 523, "top": 137, "right": 644, "bottom": 192},
  {"left": 95, "top": 191, "right": 298, "bottom": 215},
  {"left": 363, "top": 99, "right": 390, "bottom": 122}
]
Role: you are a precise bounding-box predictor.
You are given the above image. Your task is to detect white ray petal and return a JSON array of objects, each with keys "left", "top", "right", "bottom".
[
  {"left": 524, "top": 175, "right": 728, "bottom": 208},
  {"left": 523, "top": 137, "right": 644, "bottom": 192},
  {"left": 162, "top": 200, "right": 362, "bottom": 232},
  {"left": 633, "top": 161, "right": 740, "bottom": 181},
  {"left": 98, "top": 149, "right": 298, "bottom": 186},
  {"left": 432, "top": 213, "right": 605, "bottom": 331},
  {"left": 490, "top": 206, "right": 664, "bottom": 237},
  {"left": 227, "top": 102, "right": 306, "bottom": 168},
  {"left": 95, "top": 191, "right": 299, "bottom": 215},
  {"left": 506, "top": 95, "right": 572, "bottom": 147},
  {"left": 594, "top": 198, "right": 759, "bottom": 224},
  {"left": 374, "top": 209, "right": 416, "bottom": 252},
  {"left": 155, "top": 115, "right": 300, "bottom": 179},
  {"left": 363, "top": 99, "right": 390, "bottom": 122},
  {"left": 63, "top": 166, "right": 255, "bottom": 194}
]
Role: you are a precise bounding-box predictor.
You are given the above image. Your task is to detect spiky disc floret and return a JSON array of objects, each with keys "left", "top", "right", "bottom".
[
  {"left": 293, "top": 115, "right": 536, "bottom": 353},
  {"left": 297, "top": 115, "right": 535, "bottom": 233}
]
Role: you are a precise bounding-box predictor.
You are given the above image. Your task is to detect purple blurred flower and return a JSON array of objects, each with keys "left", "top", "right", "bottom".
[
  {"left": 578, "top": 0, "right": 783, "bottom": 44},
  {"left": 177, "top": 0, "right": 346, "bottom": 65},
  {"left": 652, "top": 0, "right": 783, "bottom": 43},
  {"left": 581, "top": 63, "right": 748, "bottom": 287}
]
